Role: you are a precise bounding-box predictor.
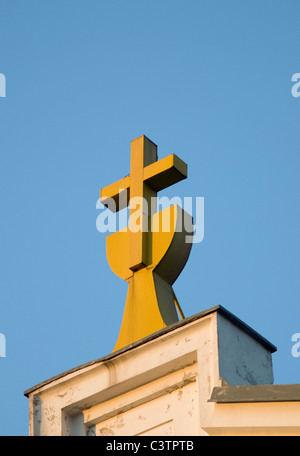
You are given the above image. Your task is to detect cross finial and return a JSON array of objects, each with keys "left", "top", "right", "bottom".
[{"left": 100, "top": 135, "right": 192, "bottom": 351}]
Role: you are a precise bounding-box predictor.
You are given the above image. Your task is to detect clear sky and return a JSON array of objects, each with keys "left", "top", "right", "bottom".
[{"left": 1, "top": 0, "right": 300, "bottom": 435}]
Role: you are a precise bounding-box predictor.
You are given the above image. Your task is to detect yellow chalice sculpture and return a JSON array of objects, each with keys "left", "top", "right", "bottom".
[{"left": 100, "top": 136, "right": 193, "bottom": 352}]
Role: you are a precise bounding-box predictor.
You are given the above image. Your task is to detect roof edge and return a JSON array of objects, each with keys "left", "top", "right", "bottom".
[
  {"left": 216, "top": 305, "right": 277, "bottom": 353},
  {"left": 24, "top": 305, "right": 276, "bottom": 397}
]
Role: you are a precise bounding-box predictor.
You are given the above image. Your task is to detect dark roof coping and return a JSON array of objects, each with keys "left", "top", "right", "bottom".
[{"left": 209, "top": 384, "right": 300, "bottom": 403}]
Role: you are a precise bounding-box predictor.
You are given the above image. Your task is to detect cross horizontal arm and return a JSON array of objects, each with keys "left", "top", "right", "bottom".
[
  {"left": 100, "top": 175, "right": 130, "bottom": 212},
  {"left": 143, "top": 154, "right": 187, "bottom": 192}
]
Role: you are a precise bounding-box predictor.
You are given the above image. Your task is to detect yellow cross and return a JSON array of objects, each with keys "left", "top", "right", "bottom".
[
  {"left": 100, "top": 135, "right": 187, "bottom": 271},
  {"left": 100, "top": 135, "right": 193, "bottom": 352}
]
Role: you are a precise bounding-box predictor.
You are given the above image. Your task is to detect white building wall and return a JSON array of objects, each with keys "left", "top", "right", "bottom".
[{"left": 24, "top": 306, "right": 300, "bottom": 436}]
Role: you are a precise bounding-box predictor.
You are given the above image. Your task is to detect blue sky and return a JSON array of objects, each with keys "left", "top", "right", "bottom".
[{"left": 1, "top": 0, "right": 300, "bottom": 435}]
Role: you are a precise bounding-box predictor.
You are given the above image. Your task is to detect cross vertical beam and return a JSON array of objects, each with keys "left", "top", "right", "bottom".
[{"left": 129, "top": 136, "right": 157, "bottom": 271}]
